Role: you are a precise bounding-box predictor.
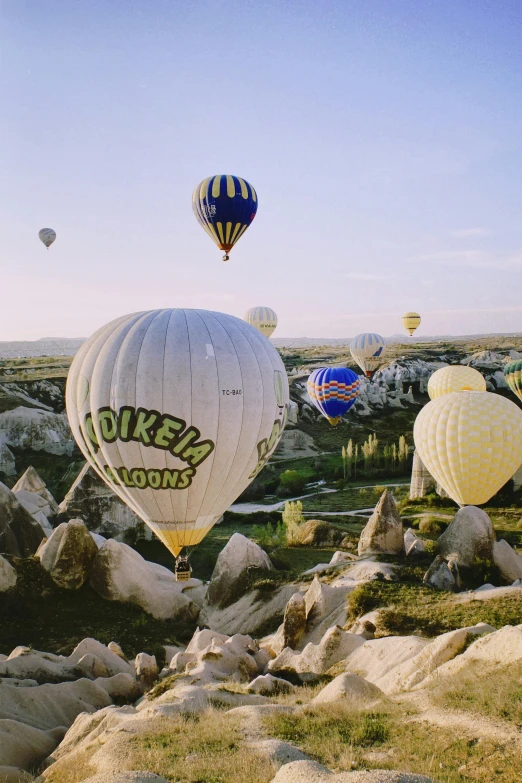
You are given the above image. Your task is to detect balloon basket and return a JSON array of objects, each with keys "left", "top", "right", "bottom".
[{"left": 175, "top": 557, "right": 192, "bottom": 582}]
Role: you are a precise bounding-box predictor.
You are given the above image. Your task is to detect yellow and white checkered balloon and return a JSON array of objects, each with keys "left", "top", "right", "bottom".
[
  {"left": 428, "top": 365, "right": 486, "bottom": 400},
  {"left": 414, "top": 391, "right": 522, "bottom": 505}
]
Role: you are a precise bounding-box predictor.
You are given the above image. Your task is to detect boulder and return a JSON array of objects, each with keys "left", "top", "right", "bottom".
[
  {"left": 0, "top": 407, "right": 74, "bottom": 455},
  {"left": 312, "top": 672, "right": 385, "bottom": 706},
  {"left": 57, "top": 463, "right": 145, "bottom": 537},
  {"left": 12, "top": 466, "right": 59, "bottom": 514},
  {"left": 37, "top": 519, "right": 98, "bottom": 589},
  {"left": 268, "top": 626, "right": 365, "bottom": 682},
  {"left": 0, "top": 443, "right": 16, "bottom": 477},
  {"left": 89, "top": 539, "right": 200, "bottom": 622},
  {"left": 206, "top": 533, "right": 274, "bottom": 609},
  {"left": 493, "top": 539, "right": 522, "bottom": 583},
  {"left": 0, "top": 554, "right": 17, "bottom": 592},
  {"left": 134, "top": 653, "right": 159, "bottom": 688},
  {"left": 247, "top": 673, "right": 293, "bottom": 695},
  {"left": 94, "top": 673, "right": 142, "bottom": 702},
  {"left": 292, "top": 520, "right": 345, "bottom": 548},
  {"left": 107, "top": 642, "right": 127, "bottom": 660},
  {"left": 423, "top": 556, "right": 458, "bottom": 591},
  {"left": 437, "top": 506, "right": 494, "bottom": 567},
  {"left": 358, "top": 490, "right": 403, "bottom": 556},
  {"left": 67, "top": 639, "right": 135, "bottom": 677},
  {"left": 0, "top": 482, "right": 46, "bottom": 556}
]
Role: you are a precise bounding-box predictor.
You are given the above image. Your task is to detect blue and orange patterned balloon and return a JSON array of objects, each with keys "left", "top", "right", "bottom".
[
  {"left": 307, "top": 367, "right": 360, "bottom": 426},
  {"left": 192, "top": 175, "right": 258, "bottom": 261}
]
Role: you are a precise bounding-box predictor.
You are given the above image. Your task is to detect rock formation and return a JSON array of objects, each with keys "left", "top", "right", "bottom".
[
  {"left": 57, "top": 463, "right": 145, "bottom": 537},
  {"left": 0, "top": 442, "right": 16, "bottom": 477},
  {"left": 358, "top": 490, "right": 404, "bottom": 556},
  {"left": 12, "top": 466, "right": 59, "bottom": 514},
  {"left": 0, "top": 406, "right": 75, "bottom": 455},
  {"left": 437, "top": 506, "right": 494, "bottom": 567},
  {"left": 89, "top": 539, "right": 201, "bottom": 622},
  {"left": 409, "top": 450, "right": 436, "bottom": 499},
  {"left": 38, "top": 519, "right": 99, "bottom": 589},
  {"left": 0, "top": 481, "right": 46, "bottom": 556},
  {"left": 206, "top": 532, "right": 274, "bottom": 609}
]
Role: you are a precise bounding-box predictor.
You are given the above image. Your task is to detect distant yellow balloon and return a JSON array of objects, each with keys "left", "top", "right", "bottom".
[
  {"left": 428, "top": 366, "right": 486, "bottom": 400},
  {"left": 402, "top": 312, "right": 421, "bottom": 336},
  {"left": 413, "top": 391, "right": 522, "bottom": 506}
]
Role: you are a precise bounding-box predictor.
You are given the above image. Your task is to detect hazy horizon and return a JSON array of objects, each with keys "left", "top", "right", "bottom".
[{"left": 3, "top": 1, "right": 522, "bottom": 340}]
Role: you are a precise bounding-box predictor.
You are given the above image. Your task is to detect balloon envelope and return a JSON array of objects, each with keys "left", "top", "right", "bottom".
[
  {"left": 402, "top": 312, "right": 421, "bottom": 336},
  {"left": 307, "top": 367, "right": 360, "bottom": 426},
  {"left": 428, "top": 365, "right": 486, "bottom": 400},
  {"left": 350, "top": 333, "right": 386, "bottom": 377},
  {"left": 66, "top": 309, "right": 289, "bottom": 556},
  {"left": 39, "top": 228, "right": 56, "bottom": 248},
  {"left": 504, "top": 360, "right": 522, "bottom": 403},
  {"left": 193, "top": 175, "right": 258, "bottom": 259},
  {"left": 413, "top": 391, "right": 522, "bottom": 505},
  {"left": 244, "top": 307, "right": 278, "bottom": 338}
]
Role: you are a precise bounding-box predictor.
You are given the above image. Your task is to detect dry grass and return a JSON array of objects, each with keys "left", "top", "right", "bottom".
[
  {"left": 431, "top": 660, "right": 522, "bottom": 725},
  {"left": 264, "top": 701, "right": 522, "bottom": 782},
  {"left": 39, "top": 747, "right": 97, "bottom": 783},
  {"left": 125, "top": 712, "right": 275, "bottom": 783}
]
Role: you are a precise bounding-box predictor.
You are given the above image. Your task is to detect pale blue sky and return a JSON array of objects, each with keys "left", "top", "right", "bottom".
[{"left": 2, "top": 0, "right": 522, "bottom": 340}]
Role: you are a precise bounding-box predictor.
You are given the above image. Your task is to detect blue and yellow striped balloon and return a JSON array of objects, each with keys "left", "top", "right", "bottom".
[
  {"left": 307, "top": 367, "right": 360, "bottom": 426},
  {"left": 192, "top": 175, "right": 258, "bottom": 261}
]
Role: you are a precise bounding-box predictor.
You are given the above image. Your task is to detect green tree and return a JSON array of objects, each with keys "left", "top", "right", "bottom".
[{"left": 278, "top": 470, "right": 307, "bottom": 496}]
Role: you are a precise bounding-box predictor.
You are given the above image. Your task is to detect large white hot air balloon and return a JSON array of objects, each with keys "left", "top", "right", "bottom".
[
  {"left": 244, "top": 307, "right": 278, "bottom": 338},
  {"left": 66, "top": 309, "right": 289, "bottom": 562},
  {"left": 39, "top": 228, "right": 56, "bottom": 248},
  {"left": 350, "top": 333, "right": 386, "bottom": 377}
]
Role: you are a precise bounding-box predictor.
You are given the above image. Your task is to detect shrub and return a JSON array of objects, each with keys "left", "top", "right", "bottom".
[
  {"left": 418, "top": 516, "right": 442, "bottom": 535},
  {"left": 282, "top": 500, "right": 305, "bottom": 544}
]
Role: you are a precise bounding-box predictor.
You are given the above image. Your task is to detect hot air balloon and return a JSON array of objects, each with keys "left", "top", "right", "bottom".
[
  {"left": 413, "top": 391, "right": 522, "bottom": 506},
  {"left": 192, "top": 175, "right": 258, "bottom": 261},
  {"left": 39, "top": 228, "right": 56, "bottom": 249},
  {"left": 307, "top": 367, "right": 360, "bottom": 426},
  {"left": 66, "top": 309, "right": 288, "bottom": 572},
  {"left": 402, "top": 312, "right": 421, "bottom": 336},
  {"left": 428, "top": 365, "right": 486, "bottom": 399},
  {"left": 350, "top": 333, "right": 386, "bottom": 377},
  {"left": 244, "top": 307, "right": 278, "bottom": 338},
  {"left": 504, "top": 360, "right": 522, "bottom": 403}
]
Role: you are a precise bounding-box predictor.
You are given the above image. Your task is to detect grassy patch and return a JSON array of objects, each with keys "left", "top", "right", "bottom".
[
  {"left": 432, "top": 660, "right": 522, "bottom": 724},
  {"left": 0, "top": 557, "right": 189, "bottom": 660},
  {"left": 346, "top": 580, "right": 522, "bottom": 637},
  {"left": 119, "top": 713, "right": 274, "bottom": 783},
  {"left": 264, "top": 702, "right": 522, "bottom": 782}
]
